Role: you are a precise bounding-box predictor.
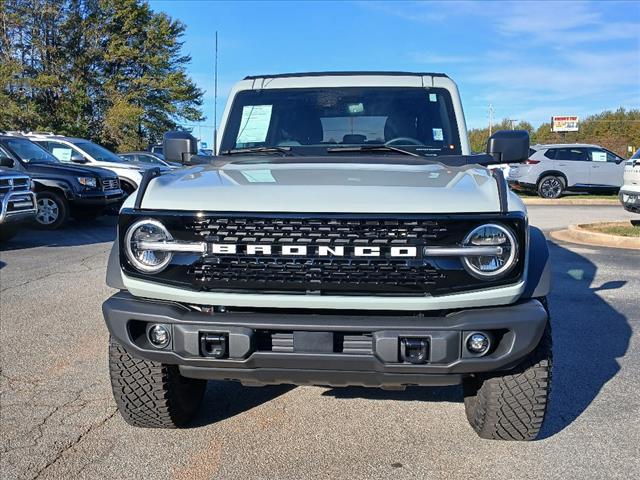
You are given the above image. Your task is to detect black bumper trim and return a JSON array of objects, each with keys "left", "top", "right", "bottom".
[{"left": 103, "top": 291, "right": 548, "bottom": 387}]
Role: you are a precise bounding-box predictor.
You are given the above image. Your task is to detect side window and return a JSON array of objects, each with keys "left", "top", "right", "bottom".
[
  {"left": 0, "top": 144, "right": 16, "bottom": 168},
  {"left": 604, "top": 149, "right": 623, "bottom": 163},
  {"left": 555, "top": 148, "right": 588, "bottom": 161},
  {"left": 44, "top": 141, "right": 75, "bottom": 163},
  {"left": 589, "top": 148, "right": 608, "bottom": 163},
  {"left": 543, "top": 149, "right": 556, "bottom": 159}
]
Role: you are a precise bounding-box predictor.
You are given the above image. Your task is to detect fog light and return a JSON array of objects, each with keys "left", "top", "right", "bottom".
[
  {"left": 466, "top": 333, "right": 490, "bottom": 354},
  {"left": 148, "top": 324, "right": 171, "bottom": 348}
]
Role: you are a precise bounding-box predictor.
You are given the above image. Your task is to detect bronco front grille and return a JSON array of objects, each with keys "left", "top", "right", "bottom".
[{"left": 120, "top": 211, "right": 527, "bottom": 296}]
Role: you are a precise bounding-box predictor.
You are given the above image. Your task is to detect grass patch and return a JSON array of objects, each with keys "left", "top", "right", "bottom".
[{"left": 585, "top": 223, "right": 640, "bottom": 237}]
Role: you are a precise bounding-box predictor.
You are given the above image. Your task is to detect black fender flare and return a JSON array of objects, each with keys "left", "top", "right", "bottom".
[
  {"left": 521, "top": 226, "right": 551, "bottom": 299},
  {"left": 33, "top": 178, "right": 74, "bottom": 200},
  {"left": 106, "top": 239, "right": 126, "bottom": 290}
]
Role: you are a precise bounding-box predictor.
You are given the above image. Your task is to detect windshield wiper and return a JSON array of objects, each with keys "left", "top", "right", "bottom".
[
  {"left": 326, "top": 145, "right": 421, "bottom": 157},
  {"left": 220, "top": 146, "right": 294, "bottom": 156}
]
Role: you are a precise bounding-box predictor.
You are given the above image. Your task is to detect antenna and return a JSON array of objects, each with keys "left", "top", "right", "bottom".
[
  {"left": 213, "top": 31, "right": 218, "bottom": 154},
  {"left": 488, "top": 104, "right": 494, "bottom": 136}
]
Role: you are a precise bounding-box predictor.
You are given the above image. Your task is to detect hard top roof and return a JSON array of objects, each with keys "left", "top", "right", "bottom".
[{"left": 243, "top": 71, "right": 449, "bottom": 80}]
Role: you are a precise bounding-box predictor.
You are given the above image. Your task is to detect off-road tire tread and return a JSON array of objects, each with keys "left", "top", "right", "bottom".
[
  {"left": 108, "top": 337, "right": 206, "bottom": 428},
  {"left": 464, "top": 303, "right": 552, "bottom": 441}
]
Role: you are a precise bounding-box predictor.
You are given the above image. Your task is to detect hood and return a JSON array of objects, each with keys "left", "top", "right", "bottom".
[
  {"left": 24, "top": 162, "right": 118, "bottom": 179},
  {"left": 139, "top": 158, "right": 505, "bottom": 213}
]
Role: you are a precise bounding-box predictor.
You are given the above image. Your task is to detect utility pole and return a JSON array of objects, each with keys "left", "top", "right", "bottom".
[
  {"left": 508, "top": 118, "right": 518, "bottom": 130},
  {"left": 488, "top": 104, "right": 494, "bottom": 136},
  {"left": 213, "top": 31, "right": 218, "bottom": 154}
]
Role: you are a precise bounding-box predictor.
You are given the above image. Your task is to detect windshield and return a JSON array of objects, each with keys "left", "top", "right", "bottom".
[
  {"left": 220, "top": 87, "right": 461, "bottom": 157},
  {"left": 3, "top": 138, "right": 59, "bottom": 164},
  {"left": 74, "top": 141, "right": 126, "bottom": 163}
]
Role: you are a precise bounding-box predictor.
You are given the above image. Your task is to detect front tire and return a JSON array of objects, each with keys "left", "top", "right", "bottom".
[
  {"left": 463, "top": 312, "right": 552, "bottom": 441},
  {"left": 537, "top": 175, "right": 565, "bottom": 199},
  {"left": 34, "top": 191, "right": 69, "bottom": 229},
  {"left": 108, "top": 337, "right": 206, "bottom": 428}
]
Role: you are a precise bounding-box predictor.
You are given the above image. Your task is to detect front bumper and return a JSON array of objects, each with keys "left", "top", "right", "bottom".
[
  {"left": 71, "top": 189, "right": 124, "bottom": 206},
  {"left": 620, "top": 189, "right": 640, "bottom": 213},
  {"left": 0, "top": 191, "right": 37, "bottom": 224},
  {"left": 103, "top": 292, "right": 548, "bottom": 388}
]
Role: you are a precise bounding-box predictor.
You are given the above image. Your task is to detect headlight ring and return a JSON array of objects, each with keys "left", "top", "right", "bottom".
[
  {"left": 461, "top": 223, "right": 518, "bottom": 279},
  {"left": 124, "top": 219, "right": 174, "bottom": 273}
]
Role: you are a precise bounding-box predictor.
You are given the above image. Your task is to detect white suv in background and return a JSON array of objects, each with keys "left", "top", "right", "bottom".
[
  {"left": 620, "top": 148, "right": 640, "bottom": 214},
  {"left": 508, "top": 143, "right": 626, "bottom": 198},
  {"left": 25, "top": 133, "right": 145, "bottom": 195}
]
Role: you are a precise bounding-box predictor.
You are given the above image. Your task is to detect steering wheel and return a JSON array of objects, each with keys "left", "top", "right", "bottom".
[{"left": 385, "top": 137, "right": 424, "bottom": 146}]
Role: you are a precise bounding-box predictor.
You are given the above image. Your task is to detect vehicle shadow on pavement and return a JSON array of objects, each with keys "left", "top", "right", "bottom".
[
  {"left": 0, "top": 217, "right": 117, "bottom": 252},
  {"left": 538, "top": 241, "right": 631, "bottom": 439},
  {"left": 322, "top": 385, "right": 461, "bottom": 402},
  {"left": 189, "top": 381, "right": 295, "bottom": 428}
]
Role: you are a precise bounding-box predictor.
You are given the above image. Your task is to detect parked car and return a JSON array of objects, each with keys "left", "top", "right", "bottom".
[
  {"left": 508, "top": 143, "right": 626, "bottom": 198},
  {"left": 0, "top": 135, "right": 123, "bottom": 229},
  {"left": 620, "top": 148, "right": 640, "bottom": 214},
  {"left": 104, "top": 71, "right": 552, "bottom": 441},
  {"left": 0, "top": 165, "right": 37, "bottom": 241},
  {"left": 24, "top": 133, "right": 146, "bottom": 196},
  {"left": 119, "top": 151, "right": 181, "bottom": 169}
]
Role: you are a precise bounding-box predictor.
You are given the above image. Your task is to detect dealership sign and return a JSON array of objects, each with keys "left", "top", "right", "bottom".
[{"left": 551, "top": 116, "right": 579, "bottom": 132}]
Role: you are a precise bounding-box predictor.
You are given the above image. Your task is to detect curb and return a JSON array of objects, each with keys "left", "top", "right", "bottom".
[
  {"left": 550, "top": 222, "right": 640, "bottom": 250},
  {"left": 521, "top": 198, "right": 619, "bottom": 206}
]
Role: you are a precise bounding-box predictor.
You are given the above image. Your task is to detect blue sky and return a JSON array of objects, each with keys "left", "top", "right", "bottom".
[{"left": 150, "top": 0, "right": 639, "bottom": 146}]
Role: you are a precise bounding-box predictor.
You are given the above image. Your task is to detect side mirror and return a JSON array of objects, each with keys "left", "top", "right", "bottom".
[
  {"left": 486, "top": 130, "right": 530, "bottom": 164},
  {"left": 163, "top": 131, "right": 199, "bottom": 165},
  {"left": 71, "top": 154, "right": 88, "bottom": 164},
  {"left": 0, "top": 156, "right": 14, "bottom": 168}
]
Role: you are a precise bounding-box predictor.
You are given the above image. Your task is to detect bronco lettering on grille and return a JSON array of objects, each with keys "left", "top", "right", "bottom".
[{"left": 209, "top": 244, "right": 418, "bottom": 257}]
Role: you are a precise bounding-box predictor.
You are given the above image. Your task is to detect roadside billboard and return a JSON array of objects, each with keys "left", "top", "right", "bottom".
[{"left": 551, "top": 116, "right": 579, "bottom": 132}]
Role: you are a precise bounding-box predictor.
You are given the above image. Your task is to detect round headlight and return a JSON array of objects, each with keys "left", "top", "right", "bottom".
[
  {"left": 462, "top": 224, "right": 518, "bottom": 279},
  {"left": 124, "top": 219, "right": 173, "bottom": 273}
]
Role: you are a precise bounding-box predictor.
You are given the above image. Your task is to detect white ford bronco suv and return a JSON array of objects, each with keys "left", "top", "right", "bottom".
[{"left": 104, "top": 72, "right": 552, "bottom": 440}]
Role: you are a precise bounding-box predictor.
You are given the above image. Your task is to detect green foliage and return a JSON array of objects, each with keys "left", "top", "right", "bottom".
[
  {"left": 469, "top": 109, "right": 640, "bottom": 157},
  {"left": 0, "top": 0, "right": 203, "bottom": 151}
]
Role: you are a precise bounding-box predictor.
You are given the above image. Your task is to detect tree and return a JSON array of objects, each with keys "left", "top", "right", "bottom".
[
  {"left": 0, "top": 0, "right": 204, "bottom": 151},
  {"left": 468, "top": 110, "right": 639, "bottom": 157}
]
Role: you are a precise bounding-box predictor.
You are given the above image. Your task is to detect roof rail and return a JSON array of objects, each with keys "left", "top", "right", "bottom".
[{"left": 25, "top": 131, "right": 56, "bottom": 136}]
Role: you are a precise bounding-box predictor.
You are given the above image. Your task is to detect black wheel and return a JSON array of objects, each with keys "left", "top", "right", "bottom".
[
  {"left": 72, "top": 208, "right": 102, "bottom": 221},
  {"left": 537, "top": 176, "right": 565, "bottom": 199},
  {"left": 34, "top": 191, "right": 69, "bottom": 229},
  {"left": 0, "top": 225, "right": 19, "bottom": 242},
  {"left": 463, "top": 301, "right": 552, "bottom": 441},
  {"left": 108, "top": 337, "right": 206, "bottom": 428}
]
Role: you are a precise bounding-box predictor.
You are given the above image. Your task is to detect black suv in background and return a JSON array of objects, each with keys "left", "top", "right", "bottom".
[{"left": 0, "top": 135, "right": 123, "bottom": 229}]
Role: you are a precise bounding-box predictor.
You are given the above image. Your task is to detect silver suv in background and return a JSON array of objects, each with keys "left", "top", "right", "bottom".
[
  {"left": 508, "top": 143, "right": 626, "bottom": 198},
  {"left": 24, "top": 133, "right": 145, "bottom": 196},
  {"left": 620, "top": 148, "right": 640, "bottom": 214}
]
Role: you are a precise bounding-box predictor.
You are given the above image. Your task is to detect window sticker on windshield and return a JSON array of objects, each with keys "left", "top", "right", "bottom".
[
  {"left": 52, "top": 147, "right": 72, "bottom": 162},
  {"left": 432, "top": 128, "right": 444, "bottom": 141},
  {"left": 236, "top": 105, "right": 273, "bottom": 144},
  {"left": 592, "top": 151, "right": 607, "bottom": 162},
  {"left": 240, "top": 169, "right": 276, "bottom": 183},
  {"left": 429, "top": 93, "right": 437, "bottom": 102}
]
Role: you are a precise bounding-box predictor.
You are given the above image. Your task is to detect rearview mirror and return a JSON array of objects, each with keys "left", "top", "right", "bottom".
[
  {"left": 486, "top": 130, "right": 530, "bottom": 164},
  {"left": 0, "top": 156, "right": 14, "bottom": 168},
  {"left": 71, "top": 154, "right": 88, "bottom": 164}
]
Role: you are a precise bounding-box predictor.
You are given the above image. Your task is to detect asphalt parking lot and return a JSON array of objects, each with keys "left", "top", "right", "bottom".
[{"left": 1, "top": 205, "right": 639, "bottom": 480}]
